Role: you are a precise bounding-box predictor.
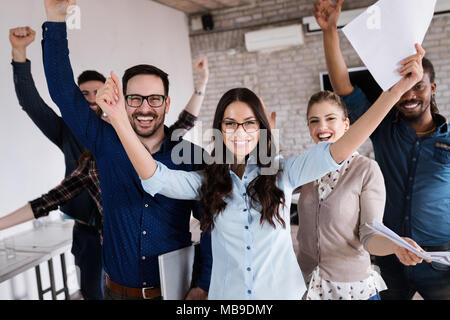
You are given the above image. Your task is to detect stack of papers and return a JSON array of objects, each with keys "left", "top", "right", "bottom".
[
  {"left": 343, "top": 0, "right": 437, "bottom": 91},
  {"left": 366, "top": 221, "right": 450, "bottom": 266}
]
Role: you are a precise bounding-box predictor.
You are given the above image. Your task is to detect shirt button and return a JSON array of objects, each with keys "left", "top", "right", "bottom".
[
  {"left": 247, "top": 267, "right": 251, "bottom": 271},
  {"left": 143, "top": 231, "right": 147, "bottom": 235},
  {"left": 145, "top": 204, "right": 149, "bottom": 208},
  {"left": 142, "top": 256, "right": 146, "bottom": 260},
  {"left": 405, "top": 216, "right": 410, "bottom": 220},
  {"left": 406, "top": 196, "right": 411, "bottom": 200},
  {"left": 243, "top": 209, "right": 247, "bottom": 212},
  {"left": 244, "top": 176, "right": 248, "bottom": 179},
  {"left": 247, "top": 246, "right": 251, "bottom": 250},
  {"left": 143, "top": 282, "right": 147, "bottom": 286},
  {"left": 412, "top": 158, "right": 417, "bottom": 162},
  {"left": 242, "top": 193, "right": 246, "bottom": 197},
  {"left": 248, "top": 290, "right": 252, "bottom": 294},
  {"left": 245, "top": 226, "right": 249, "bottom": 230}
]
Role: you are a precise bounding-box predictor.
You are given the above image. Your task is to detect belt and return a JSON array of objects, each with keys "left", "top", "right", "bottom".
[
  {"left": 422, "top": 243, "right": 450, "bottom": 252},
  {"left": 105, "top": 275, "right": 161, "bottom": 300}
]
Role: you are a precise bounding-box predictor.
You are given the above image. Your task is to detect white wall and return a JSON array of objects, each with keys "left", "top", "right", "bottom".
[{"left": 0, "top": 0, "right": 193, "bottom": 299}]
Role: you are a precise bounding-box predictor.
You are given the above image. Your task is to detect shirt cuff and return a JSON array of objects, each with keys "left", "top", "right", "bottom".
[
  {"left": 179, "top": 109, "right": 197, "bottom": 122},
  {"left": 11, "top": 59, "right": 31, "bottom": 71},
  {"left": 42, "top": 22, "right": 67, "bottom": 40},
  {"left": 196, "top": 278, "right": 210, "bottom": 292},
  {"left": 340, "top": 86, "right": 365, "bottom": 106},
  {"left": 29, "top": 198, "right": 54, "bottom": 219}
]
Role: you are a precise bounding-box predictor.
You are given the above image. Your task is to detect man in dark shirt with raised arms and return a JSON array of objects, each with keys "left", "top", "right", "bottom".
[
  {"left": 42, "top": 0, "right": 212, "bottom": 300},
  {"left": 10, "top": 25, "right": 107, "bottom": 300}
]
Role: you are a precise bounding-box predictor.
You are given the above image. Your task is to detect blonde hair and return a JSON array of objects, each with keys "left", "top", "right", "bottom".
[{"left": 307, "top": 90, "right": 349, "bottom": 120}]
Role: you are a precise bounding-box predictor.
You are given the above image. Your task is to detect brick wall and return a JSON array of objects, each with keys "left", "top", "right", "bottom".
[{"left": 189, "top": 0, "right": 450, "bottom": 157}]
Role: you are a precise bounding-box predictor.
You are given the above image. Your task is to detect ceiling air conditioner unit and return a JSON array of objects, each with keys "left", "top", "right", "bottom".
[
  {"left": 303, "top": 0, "right": 450, "bottom": 34},
  {"left": 244, "top": 24, "right": 304, "bottom": 52},
  {"left": 435, "top": 0, "right": 450, "bottom": 16}
]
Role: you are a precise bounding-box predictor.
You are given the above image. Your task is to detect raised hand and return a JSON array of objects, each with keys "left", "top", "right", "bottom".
[
  {"left": 193, "top": 57, "right": 209, "bottom": 87},
  {"left": 10, "top": 27, "right": 36, "bottom": 49},
  {"left": 314, "top": 0, "right": 344, "bottom": 31},
  {"left": 10, "top": 27, "right": 36, "bottom": 62},
  {"left": 391, "top": 44, "right": 425, "bottom": 96},
  {"left": 44, "top": 0, "right": 76, "bottom": 22},
  {"left": 269, "top": 112, "right": 276, "bottom": 131},
  {"left": 96, "top": 71, "right": 127, "bottom": 126},
  {"left": 259, "top": 97, "right": 276, "bottom": 130}
]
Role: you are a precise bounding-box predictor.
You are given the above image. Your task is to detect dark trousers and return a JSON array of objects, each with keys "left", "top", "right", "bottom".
[
  {"left": 71, "top": 223, "right": 105, "bottom": 300},
  {"left": 375, "top": 254, "right": 450, "bottom": 300}
]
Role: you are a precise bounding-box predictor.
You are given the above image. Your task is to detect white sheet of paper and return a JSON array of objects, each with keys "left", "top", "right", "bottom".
[
  {"left": 366, "top": 221, "right": 450, "bottom": 266},
  {"left": 342, "top": 0, "right": 436, "bottom": 91}
]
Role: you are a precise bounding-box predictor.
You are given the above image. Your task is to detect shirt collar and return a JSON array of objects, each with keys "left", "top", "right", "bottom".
[
  {"left": 434, "top": 113, "right": 448, "bottom": 133},
  {"left": 155, "top": 125, "right": 175, "bottom": 154},
  {"left": 394, "top": 111, "right": 448, "bottom": 136},
  {"left": 247, "top": 154, "right": 259, "bottom": 167}
]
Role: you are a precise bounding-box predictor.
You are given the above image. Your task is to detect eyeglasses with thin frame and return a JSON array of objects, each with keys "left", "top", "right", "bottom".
[
  {"left": 221, "top": 120, "right": 260, "bottom": 133},
  {"left": 125, "top": 94, "right": 166, "bottom": 108}
]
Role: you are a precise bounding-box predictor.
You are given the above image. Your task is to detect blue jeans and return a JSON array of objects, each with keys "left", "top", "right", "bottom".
[
  {"left": 375, "top": 254, "right": 450, "bottom": 300},
  {"left": 71, "top": 223, "right": 105, "bottom": 300},
  {"left": 368, "top": 292, "right": 381, "bottom": 300}
]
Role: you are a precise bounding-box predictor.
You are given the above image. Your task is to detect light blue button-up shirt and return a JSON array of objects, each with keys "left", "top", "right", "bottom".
[{"left": 142, "top": 142, "right": 341, "bottom": 299}]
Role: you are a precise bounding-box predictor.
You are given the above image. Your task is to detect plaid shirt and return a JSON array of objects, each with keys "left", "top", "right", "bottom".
[
  {"left": 30, "top": 156, "right": 102, "bottom": 229},
  {"left": 29, "top": 110, "right": 197, "bottom": 234}
]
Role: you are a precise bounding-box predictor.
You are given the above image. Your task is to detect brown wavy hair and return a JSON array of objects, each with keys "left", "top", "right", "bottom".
[{"left": 200, "top": 88, "right": 286, "bottom": 232}]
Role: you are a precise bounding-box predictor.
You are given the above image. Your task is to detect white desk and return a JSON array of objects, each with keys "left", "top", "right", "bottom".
[
  {"left": 0, "top": 220, "right": 74, "bottom": 300},
  {"left": 0, "top": 251, "right": 44, "bottom": 283},
  {"left": 11, "top": 220, "right": 73, "bottom": 254}
]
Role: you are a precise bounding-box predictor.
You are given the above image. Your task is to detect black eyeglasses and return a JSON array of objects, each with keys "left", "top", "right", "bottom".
[
  {"left": 125, "top": 94, "right": 166, "bottom": 108},
  {"left": 221, "top": 120, "right": 260, "bottom": 133}
]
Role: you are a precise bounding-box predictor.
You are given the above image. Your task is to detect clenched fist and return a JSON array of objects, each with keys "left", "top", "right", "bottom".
[
  {"left": 10, "top": 27, "right": 36, "bottom": 49},
  {"left": 10, "top": 27, "right": 36, "bottom": 62},
  {"left": 96, "top": 71, "right": 128, "bottom": 126},
  {"left": 44, "top": 0, "right": 76, "bottom": 22},
  {"left": 193, "top": 57, "right": 209, "bottom": 86}
]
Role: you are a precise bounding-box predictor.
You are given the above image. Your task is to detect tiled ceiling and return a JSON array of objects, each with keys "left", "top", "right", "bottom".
[{"left": 153, "top": 0, "right": 255, "bottom": 14}]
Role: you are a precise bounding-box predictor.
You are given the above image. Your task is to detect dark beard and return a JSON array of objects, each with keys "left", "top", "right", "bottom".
[
  {"left": 136, "top": 119, "right": 164, "bottom": 138},
  {"left": 131, "top": 113, "right": 165, "bottom": 138},
  {"left": 398, "top": 103, "right": 430, "bottom": 123}
]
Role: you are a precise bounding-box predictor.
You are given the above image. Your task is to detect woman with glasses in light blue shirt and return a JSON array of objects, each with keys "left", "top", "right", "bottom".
[{"left": 94, "top": 49, "right": 424, "bottom": 299}]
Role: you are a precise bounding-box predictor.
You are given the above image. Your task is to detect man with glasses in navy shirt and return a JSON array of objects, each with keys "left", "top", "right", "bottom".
[{"left": 42, "top": 0, "right": 212, "bottom": 300}]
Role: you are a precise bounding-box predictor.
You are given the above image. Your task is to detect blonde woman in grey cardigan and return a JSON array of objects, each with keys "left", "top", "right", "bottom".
[{"left": 296, "top": 91, "right": 429, "bottom": 300}]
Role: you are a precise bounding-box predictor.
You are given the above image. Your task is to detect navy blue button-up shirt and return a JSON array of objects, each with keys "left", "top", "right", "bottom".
[
  {"left": 41, "top": 22, "right": 212, "bottom": 289},
  {"left": 342, "top": 86, "right": 450, "bottom": 246}
]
